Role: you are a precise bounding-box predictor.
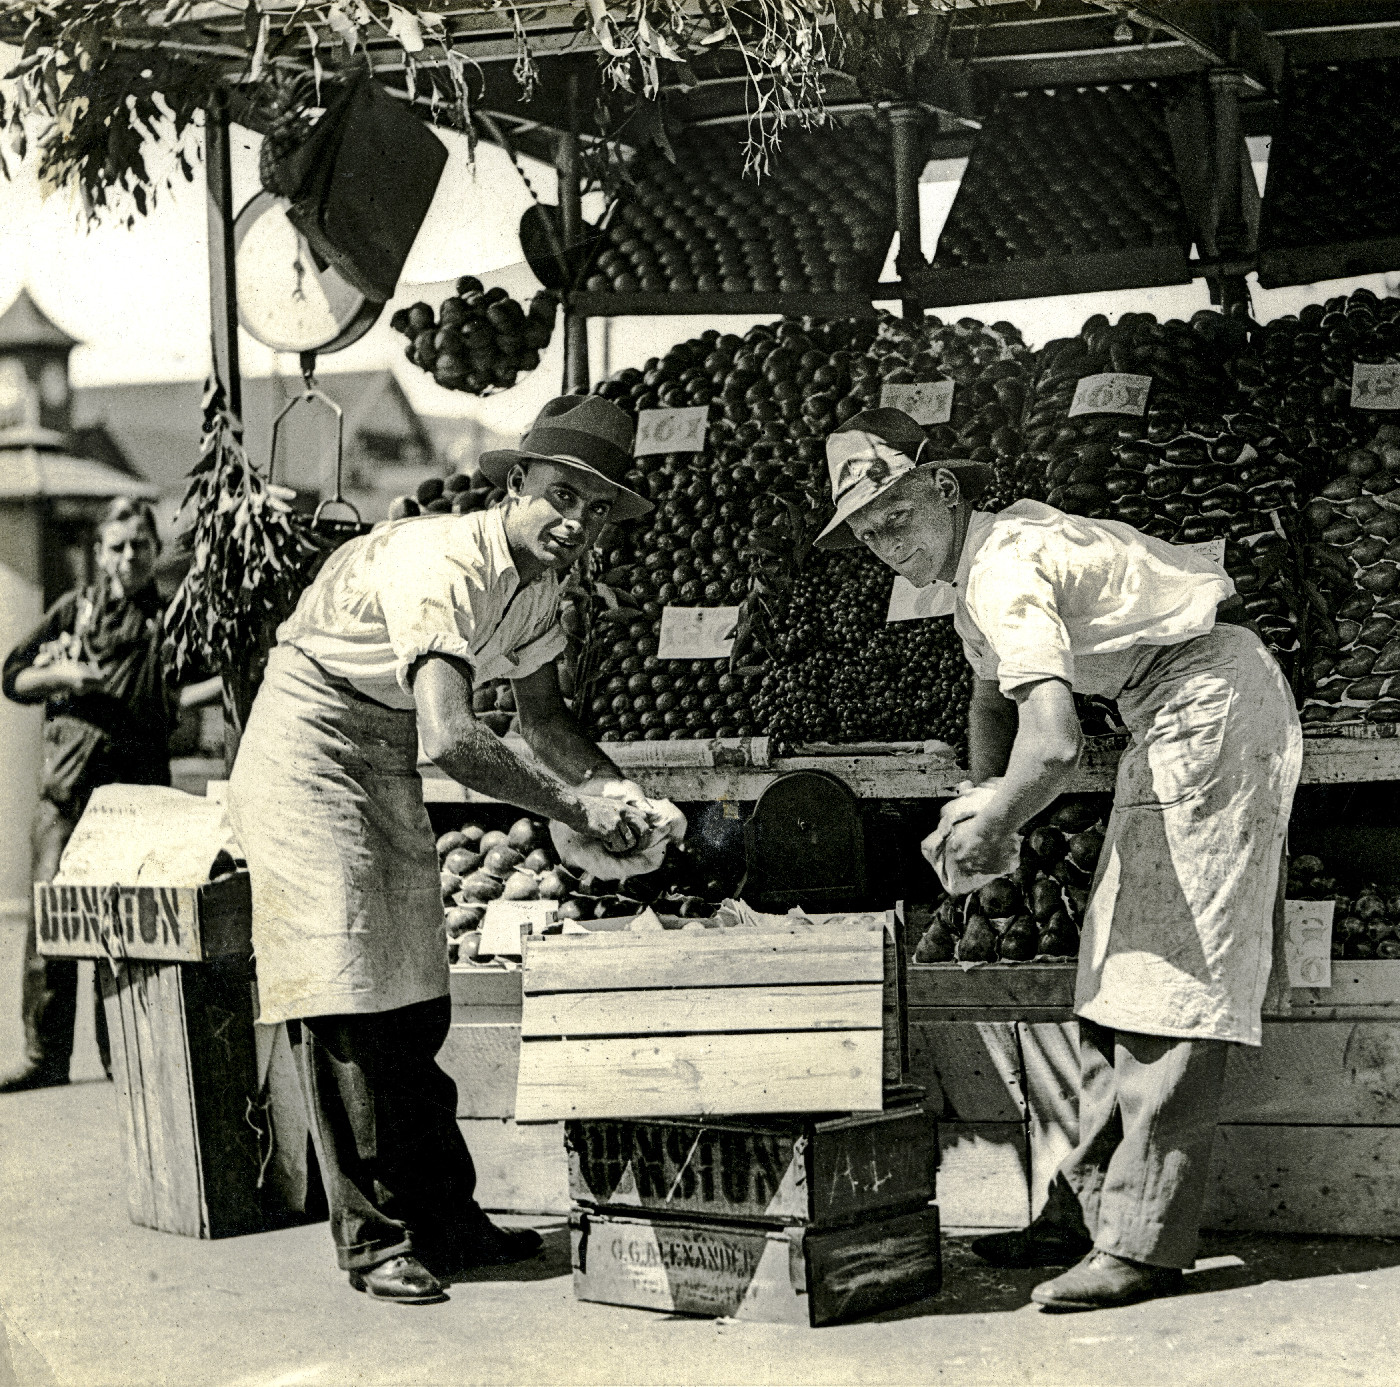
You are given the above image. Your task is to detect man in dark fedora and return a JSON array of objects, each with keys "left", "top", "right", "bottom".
[{"left": 227, "top": 395, "right": 685, "bottom": 1304}]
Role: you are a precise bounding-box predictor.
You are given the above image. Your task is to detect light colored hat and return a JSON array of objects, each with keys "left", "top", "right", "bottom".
[{"left": 814, "top": 408, "right": 994, "bottom": 549}]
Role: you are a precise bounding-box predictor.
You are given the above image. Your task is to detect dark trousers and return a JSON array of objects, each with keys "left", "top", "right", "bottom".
[
  {"left": 18, "top": 800, "right": 110, "bottom": 1079},
  {"left": 288, "top": 995, "right": 478, "bottom": 1272},
  {"left": 1051, "top": 1018, "right": 1229, "bottom": 1270}
]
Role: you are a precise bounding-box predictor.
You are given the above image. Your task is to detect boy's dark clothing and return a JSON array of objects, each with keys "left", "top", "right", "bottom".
[{"left": 2, "top": 581, "right": 176, "bottom": 1089}]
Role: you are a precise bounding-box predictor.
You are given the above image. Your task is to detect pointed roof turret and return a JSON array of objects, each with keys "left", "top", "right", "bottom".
[{"left": 0, "top": 288, "right": 79, "bottom": 351}]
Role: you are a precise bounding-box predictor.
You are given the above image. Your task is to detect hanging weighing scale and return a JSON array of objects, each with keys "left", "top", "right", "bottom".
[
  {"left": 234, "top": 190, "right": 383, "bottom": 354},
  {"left": 235, "top": 190, "right": 373, "bottom": 545},
  {"left": 269, "top": 351, "right": 368, "bottom": 545}
]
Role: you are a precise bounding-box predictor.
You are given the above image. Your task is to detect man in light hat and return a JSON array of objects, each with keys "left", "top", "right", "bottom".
[
  {"left": 227, "top": 396, "right": 685, "bottom": 1305},
  {"left": 820, "top": 408, "right": 1300, "bottom": 1313}
]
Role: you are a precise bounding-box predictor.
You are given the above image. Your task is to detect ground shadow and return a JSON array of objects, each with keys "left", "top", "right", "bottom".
[
  {"left": 438, "top": 1222, "right": 571, "bottom": 1286},
  {"left": 855, "top": 1230, "right": 1400, "bottom": 1325}
]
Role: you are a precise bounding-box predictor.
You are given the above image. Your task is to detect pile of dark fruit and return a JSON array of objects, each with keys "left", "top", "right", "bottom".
[
  {"left": 753, "top": 545, "right": 973, "bottom": 746},
  {"left": 1288, "top": 853, "right": 1400, "bottom": 960},
  {"left": 912, "top": 795, "right": 1111, "bottom": 962},
  {"left": 391, "top": 278, "right": 558, "bottom": 395},
  {"left": 932, "top": 84, "right": 1187, "bottom": 269},
  {"left": 1260, "top": 60, "right": 1400, "bottom": 253},
  {"left": 584, "top": 116, "right": 896, "bottom": 297}
]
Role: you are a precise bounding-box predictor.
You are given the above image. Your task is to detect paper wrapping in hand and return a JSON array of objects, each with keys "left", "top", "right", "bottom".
[
  {"left": 549, "top": 820, "right": 668, "bottom": 881},
  {"left": 923, "top": 783, "right": 1022, "bottom": 897}
]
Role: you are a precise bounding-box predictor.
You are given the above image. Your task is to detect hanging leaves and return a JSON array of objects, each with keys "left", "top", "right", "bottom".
[{"left": 163, "top": 379, "right": 320, "bottom": 686}]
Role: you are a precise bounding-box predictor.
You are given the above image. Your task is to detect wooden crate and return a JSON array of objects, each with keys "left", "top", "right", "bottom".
[
  {"left": 907, "top": 962, "right": 1400, "bottom": 1233},
  {"left": 460, "top": 1119, "right": 569, "bottom": 1215},
  {"left": 567, "top": 1105, "right": 936, "bottom": 1228},
  {"left": 516, "top": 918, "right": 894, "bottom": 1121},
  {"left": 571, "top": 1205, "right": 942, "bottom": 1327},
  {"left": 100, "top": 957, "right": 313, "bottom": 1238}
]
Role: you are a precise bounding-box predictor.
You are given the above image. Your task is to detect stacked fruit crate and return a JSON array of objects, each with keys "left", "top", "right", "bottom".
[{"left": 515, "top": 912, "right": 942, "bottom": 1326}]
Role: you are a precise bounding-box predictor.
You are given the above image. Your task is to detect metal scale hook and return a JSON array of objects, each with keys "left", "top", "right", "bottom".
[{"left": 269, "top": 350, "right": 366, "bottom": 539}]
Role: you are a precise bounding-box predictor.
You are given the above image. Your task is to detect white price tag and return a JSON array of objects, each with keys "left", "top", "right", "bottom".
[
  {"left": 880, "top": 380, "right": 955, "bottom": 426},
  {"left": 1284, "top": 899, "right": 1334, "bottom": 989},
  {"left": 887, "top": 576, "right": 956, "bottom": 622},
  {"left": 1182, "top": 537, "right": 1227, "bottom": 569},
  {"left": 1350, "top": 362, "right": 1400, "bottom": 410},
  {"left": 657, "top": 605, "right": 739, "bottom": 659},
  {"left": 634, "top": 405, "right": 709, "bottom": 456},
  {"left": 479, "top": 899, "right": 558, "bottom": 959},
  {"left": 1068, "top": 372, "right": 1153, "bottom": 418}
]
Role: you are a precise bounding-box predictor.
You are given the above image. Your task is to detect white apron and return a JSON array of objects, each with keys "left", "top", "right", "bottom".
[
  {"left": 1075, "top": 624, "right": 1302, "bottom": 1047},
  {"left": 227, "top": 644, "right": 447, "bottom": 1024}
]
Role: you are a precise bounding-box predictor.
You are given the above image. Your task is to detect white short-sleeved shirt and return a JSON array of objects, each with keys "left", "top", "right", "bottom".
[
  {"left": 276, "top": 506, "right": 566, "bottom": 709},
  {"left": 951, "top": 500, "right": 1233, "bottom": 699}
]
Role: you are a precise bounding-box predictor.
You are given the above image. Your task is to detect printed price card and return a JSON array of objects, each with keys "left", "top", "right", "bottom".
[
  {"left": 658, "top": 605, "right": 740, "bottom": 659},
  {"left": 1068, "top": 372, "right": 1153, "bottom": 418},
  {"left": 880, "top": 380, "right": 955, "bottom": 426},
  {"left": 634, "top": 405, "right": 710, "bottom": 456},
  {"left": 887, "top": 576, "right": 956, "bottom": 622},
  {"left": 1350, "top": 362, "right": 1400, "bottom": 410},
  {"left": 1283, "top": 898, "right": 1334, "bottom": 989}
]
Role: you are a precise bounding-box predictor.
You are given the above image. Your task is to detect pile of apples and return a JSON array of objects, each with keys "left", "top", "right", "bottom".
[
  {"left": 911, "top": 795, "right": 1110, "bottom": 963},
  {"left": 437, "top": 813, "right": 725, "bottom": 964}
]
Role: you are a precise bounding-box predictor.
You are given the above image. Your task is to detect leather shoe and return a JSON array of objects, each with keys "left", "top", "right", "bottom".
[
  {"left": 0, "top": 1064, "right": 68, "bottom": 1095},
  {"left": 970, "top": 1221, "right": 1093, "bottom": 1268},
  {"left": 427, "top": 1213, "right": 544, "bottom": 1277},
  {"left": 1031, "top": 1250, "right": 1184, "bottom": 1312},
  {"left": 348, "top": 1255, "right": 447, "bottom": 1304}
]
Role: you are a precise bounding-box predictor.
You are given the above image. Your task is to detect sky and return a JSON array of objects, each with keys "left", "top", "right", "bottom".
[{"left": 1, "top": 49, "right": 1397, "bottom": 451}]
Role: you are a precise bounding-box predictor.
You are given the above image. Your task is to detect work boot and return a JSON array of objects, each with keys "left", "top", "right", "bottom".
[
  {"left": 970, "top": 1175, "right": 1093, "bottom": 1267},
  {"left": 422, "top": 1207, "right": 544, "bottom": 1277},
  {"left": 1031, "top": 1250, "right": 1185, "bottom": 1312}
]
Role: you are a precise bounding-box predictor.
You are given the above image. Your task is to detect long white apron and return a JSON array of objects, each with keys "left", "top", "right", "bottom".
[
  {"left": 1075, "top": 624, "right": 1302, "bottom": 1046},
  {"left": 227, "top": 643, "right": 447, "bottom": 1024}
]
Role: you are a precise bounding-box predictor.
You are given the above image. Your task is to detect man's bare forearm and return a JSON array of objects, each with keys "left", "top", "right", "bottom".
[
  {"left": 969, "top": 692, "right": 1017, "bottom": 784},
  {"left": 523, "top": 709, "right": 621, "bottom": 787},
  {"left": 429, "top": 715, "right": 586, "bottom": 827}
]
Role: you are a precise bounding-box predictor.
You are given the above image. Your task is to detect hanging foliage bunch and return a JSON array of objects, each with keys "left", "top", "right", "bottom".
[
  {"left": 164, "top": 379, "right": 321, "bottom": 686},
  {"left": 0, "top": 1, "right": 476, "bottom": 221},
  {"left": 0, "top": 0, "right": 963, "bottom": 210}
]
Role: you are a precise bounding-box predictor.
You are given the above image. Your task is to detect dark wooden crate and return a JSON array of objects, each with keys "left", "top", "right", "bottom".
[
  {"left": 571, "top": 1204, "right": 941, "bottom": 1327},
  {"left": 100, "top": 957, "right": 317, "bottom": 1238},
  {"left": 567, "top": 1105, "right": 936, "bottom": 1229}
]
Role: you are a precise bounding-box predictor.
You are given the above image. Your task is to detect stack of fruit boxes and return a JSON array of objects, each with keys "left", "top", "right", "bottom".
[{"left": 516, "top": 913, "right": 943, "bottom": 1325}]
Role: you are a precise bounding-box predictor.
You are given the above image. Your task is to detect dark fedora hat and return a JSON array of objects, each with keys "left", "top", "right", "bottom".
[
  {"left": 815, "top": 407, "right": 995, "bottom": 549},
  {"left": 479, "top": 396, "right": 651, "bottom": 522}
]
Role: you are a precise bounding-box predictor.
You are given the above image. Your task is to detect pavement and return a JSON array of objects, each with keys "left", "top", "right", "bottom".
[{"left": 3, "top": 925, "right": 1400, "bottom": 1386}]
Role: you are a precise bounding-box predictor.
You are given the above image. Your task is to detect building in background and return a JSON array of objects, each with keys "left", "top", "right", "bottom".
[{"left": 74, "top": 370, "right": 513, "bottom": 529}]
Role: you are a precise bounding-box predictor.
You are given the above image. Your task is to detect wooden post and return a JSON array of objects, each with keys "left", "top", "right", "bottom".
[
  {"left": 560, "top": 71, "right": 590, "bottom": 394},
  {"left": 204, "top": 97, "right": 252, "bottom": 771},
  {"left": 205, "top": 97, "right": 243, "bottom": 428},
  {"left": 1209, "top": 68, "right": 1253, "bottom": 318},
  {"left": 888, "top": 104, "right": 926, "bottom": 322}
]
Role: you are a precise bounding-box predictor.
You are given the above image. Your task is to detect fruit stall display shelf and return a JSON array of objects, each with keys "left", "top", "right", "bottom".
[
  {"left": 911, "top": 959, "right": 1400, "bottom": 1235},
  {"left": 421, "top": 734, "right": 1400, "bottom": 805}
]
